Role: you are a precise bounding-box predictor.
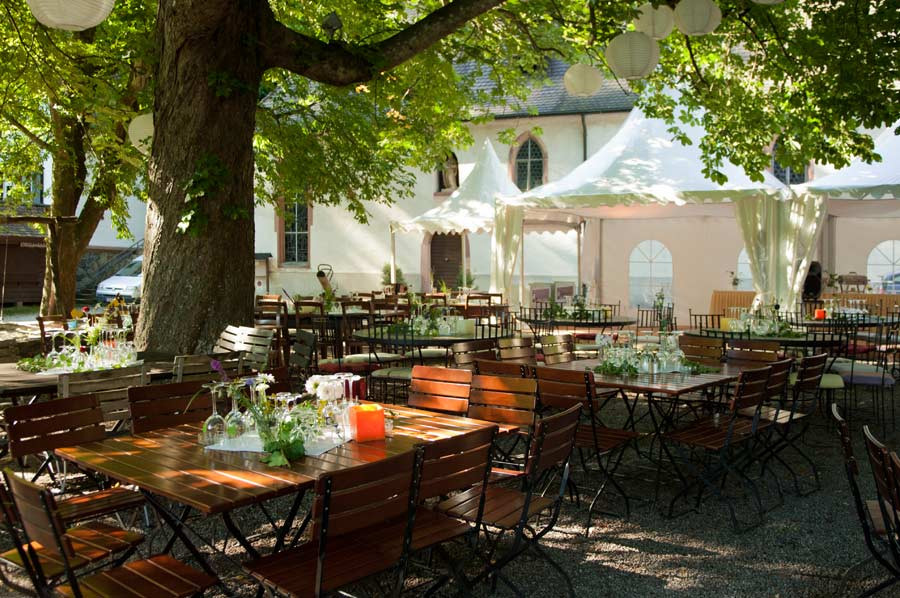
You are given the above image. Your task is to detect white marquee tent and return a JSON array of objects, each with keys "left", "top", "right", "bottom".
[
  {"left": 388, "top": 139, "right": 521, "bottom": 285},
  {"left": 491, "top": 105, "right": 825, "bottom": 310}
]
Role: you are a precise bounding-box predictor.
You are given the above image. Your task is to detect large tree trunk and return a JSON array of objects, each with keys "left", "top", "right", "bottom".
[{"left": 137, "top": 2, "right": 262, "bottom": 354}]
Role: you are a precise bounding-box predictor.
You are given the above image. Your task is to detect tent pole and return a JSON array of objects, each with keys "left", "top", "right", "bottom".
[
  {"left": 389, "top": 230, "right": 397, "bottom": 285},
  {"left": 576, "top": 221, "right": 583, "bottom": 294},
  {"left": 519, "top": 234, "right": 525, "bottom": 307},
  {"left": 460, "top": 232, "right": 467, "bottom": 290}
]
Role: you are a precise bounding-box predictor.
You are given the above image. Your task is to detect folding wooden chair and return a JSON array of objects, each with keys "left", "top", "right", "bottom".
[
  {"left": 539, "top": 334, "right": 575, "bottom": 365},
  {"left": 172, "top": 350, "right": 244, "bottom": 383},
  {"left": 496, "top": 337, "right": 536, "bottom": 364},
  {"left": 833, "top": 405, "right": 900, "bottom": 596},
  {"left": 58, "top": 364, "right": 148, "bottom": 431},
  {"left": 535, "top": 366, "right": 639, "bottom": 528},
  {"left": 436, "top": 404, "right": 581, "bottom": 597},
  {"left": 468, "top": 375, "right": 538, "bottom": 481},
  {"left": 128, "top": 381, "right": 213, "bottom": 434},
  {"left": 473, "top": 359, "right": 530, "bottom": 378},
  {"left": 3, "top": 470, "right": 214, "bottom": 598},
  {"left": 662, "top": 366, "right": 773, "bottom": 531},
  {"left": 214, "top": 325, "right": 274, "bottom": 372},
  {"left": 688, "top": 310, "right": 722, "bottom": 330},
  {"left": 407, "top": 366, "right": 471, "bottom": 415},
  {"left": 4, "top": 395, "right": 145, "bottom": 523},
  {"left": 244, "top": 449, "right": 423, "bottom": 597},
  {"left": 678, "top": 335, "right": 724, "bottom": 368},
  {"left": 450, "top": 339, "right": 496, "bottom": 370},
  {"left": 254, "top": 296, "right": 292, "bottom": 367}
]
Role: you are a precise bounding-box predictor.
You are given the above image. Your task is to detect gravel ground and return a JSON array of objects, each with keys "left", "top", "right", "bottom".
[{"left": 1, "top": 387, "right": 898, "bottom": 597}]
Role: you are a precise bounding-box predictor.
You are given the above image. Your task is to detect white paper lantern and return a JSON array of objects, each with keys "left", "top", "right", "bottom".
[
  {"left": 634, "top": 3, "right": 675, "bottom": 40},
  {"left": 604, "top": 32, "right": 660, "bottom": 81},
  {"left": 674, "top": 0, "right": 722, "bottom": 36},
  {"left": 127, "top": 113, "right": 153, "bottom": 156},
  {"left": 26, "top": 0, "right": 115, "bottom": 31},
  {"left": 563, "top": 63, "right": 605, "bottom": 97}
]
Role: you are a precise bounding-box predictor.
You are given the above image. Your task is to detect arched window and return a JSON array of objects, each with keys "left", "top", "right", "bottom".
[
  {"left": 514, "top": 137, "right": 544, "bottom": 191},
  {"left": 771, "top": 139, "right": 807, "bottom": 185},
  {"left": 867, "top": 240, "right": 900, "bottom": 292},
  {"left": 736, "top": 248, "right": 754, "bottom": 291},
  {"left": 628, "top": 240, "right": 673, "bottom": 307}
]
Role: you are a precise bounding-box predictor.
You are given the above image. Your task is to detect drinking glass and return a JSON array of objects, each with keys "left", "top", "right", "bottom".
[{"left": 201, "top": 384, "right": 226, "bottom": 445}]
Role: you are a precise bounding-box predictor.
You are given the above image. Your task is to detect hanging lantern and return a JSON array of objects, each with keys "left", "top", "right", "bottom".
[
  {"left": 604, "top": 32, "right": 660, "bottom": 81},
  {"left": 634, "top": 3, "right": 675, "bottom": 40},
  {"left": 674, "top": 0, "right": 722, "bottom": 36},
  {"left": 26, "top": 0, "right": 115, "bottom": 31},
  {"left": 127, "top": 113, "right": 153, "bottom": 156},
  {"left": 563, "top": 63, "right": 605, "bottom": 97}
]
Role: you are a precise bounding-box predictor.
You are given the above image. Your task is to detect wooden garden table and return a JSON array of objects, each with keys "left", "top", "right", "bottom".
[{"left": 55, "top": 404, "right": 513, "bottom": 580}]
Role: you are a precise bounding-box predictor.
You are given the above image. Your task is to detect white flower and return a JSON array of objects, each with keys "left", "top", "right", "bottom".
[
  {"left": 304, "top": 375, "right": 323, "bottom": 394},
  {"left": 257, "top": 373, "right": 276, "bottom": 384}
]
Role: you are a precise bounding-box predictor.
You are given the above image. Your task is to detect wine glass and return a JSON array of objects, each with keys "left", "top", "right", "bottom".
[{"left": 201, "top": 384, "right": 226, "bottom": 445}]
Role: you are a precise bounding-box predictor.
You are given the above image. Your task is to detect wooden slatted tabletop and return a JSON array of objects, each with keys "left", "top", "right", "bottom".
[
  {"left": 55, "top": 404, "right": 512, "bottom": 516},
  {"left": 0, "top": 361, "right": 173, "bottom": 399},
  {"left": 546, "top": 359, "right": 738, "bottom": 397}
]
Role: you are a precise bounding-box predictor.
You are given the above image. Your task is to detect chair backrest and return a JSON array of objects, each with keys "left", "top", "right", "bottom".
[
  {"left": 311, "top": 449, "right": 421, "bottom": 590},
  {"left": 128, "top": 380, "right": 213, "bottom": 434},
  {"left": 173, "top": 351, "right": 244, "bottom": 383},
  {"left": 765, "top": 358, "right": 794, "bottom": 402},
  {"left": 214, "top": 325, "right": 274, "bottom": 371},
  {"left": 408, "top": 366, "right": 472, "bottom": 415},
  {"left": 468, "top": 375, "right": 538, "bottom": 428},
  {"left": 678, "top": 335, "right": 724, "bottom": 367},
  {"left": 725, "top": 338, "right": 780, "bottom": 363},
  {"left": 466, "top": 292, "right": 502, "bottom": 307},
  {"left": 497, "top": 336, "right": 535, "bottom": 363},
  {"left": 539, "top": 334, "right": 575, "bottom": 365},
  {"left": 294, "top": 300, "right": 325, "bottom": 325},
  {"left": 794, "top": 353, "right": 828, "bottom": 393},
  {"left": 36, "top": 315, "right": 67, "bottom": 356},
  {"left": 473, "top": 359, "right": 530, "bottom": 378},
  {"left": 534, "top": 365, "right": 593, "bottom": 413},
  {"left": 689, "top": 310, "right": 721, "bottom": 330},
  {"left": 863, "top": 425, "right": 900, "bottom": 545},
  {"left": 254, "top": 297, "right": 290, "bottom": 324},
  {"left": 291, "top": 329, "right": 318, "bottom": 371},
  {"left": 5, "top": 394, "right": 104, "bottom": 459},
  {"left": 597, "top": 301, "right": 621, "bottom": 316},
  {"left": 3, "top": 470, "right": 72, "bottom": 563},
  {"left": 525, "top": 404, "right": 581, "bottom": 477},
  {"left": 729, "top": 366, "right": 771, "bottom": 414},
  {"left": 58, "top": 364, "right": 148, "bottom": 425},
  {"left": 450, "top": 339, "right": 496, "bottom": 370},
  {"left": 419, "top": 425, "right": 495, "bottom": 502}
]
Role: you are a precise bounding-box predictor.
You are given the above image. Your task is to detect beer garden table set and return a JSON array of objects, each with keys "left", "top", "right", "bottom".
[{"left": 53, "top": 372, "right": 516, "bottom": 590}]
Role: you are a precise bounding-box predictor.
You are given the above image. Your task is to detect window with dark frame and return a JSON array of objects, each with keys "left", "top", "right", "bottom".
[
  {"left": 514, "top": 137, "right": 543, "bottom": 191},
  {"left": 283, "top": 202, "right": 309, "bottom": 266},
  {"left": 771, "top": 140, "right": 807, "bottom": 185}
]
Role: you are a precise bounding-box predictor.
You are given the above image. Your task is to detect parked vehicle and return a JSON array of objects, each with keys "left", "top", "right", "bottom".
[
  {"left": 881, "top": 272, "right": 900, "bottom": 293},
  {"left": 96, "top": 257, "right": 142, "bottom": 303}
]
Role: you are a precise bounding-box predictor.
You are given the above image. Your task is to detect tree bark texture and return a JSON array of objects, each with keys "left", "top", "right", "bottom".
[
  {"left": 138, "top": 1, "right": 262, "bottom": 354},
  {"left": 138, "top": 0, "right": 506, "bottom": 353}
]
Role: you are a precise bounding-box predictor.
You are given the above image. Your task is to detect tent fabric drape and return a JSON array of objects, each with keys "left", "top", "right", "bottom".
[
  {"left": 489, "top": 204, "right": 523, "bottom": 303},
  {"left": 733, "top": 195, "right": 826, "bottom": 310}
]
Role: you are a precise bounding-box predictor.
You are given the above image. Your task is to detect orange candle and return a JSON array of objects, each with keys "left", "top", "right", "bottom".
[
  {"left": 814, "top": 308, "right": 827, "bottom": 320},
  {"left": 350, "top": 404, "right": 385, "bottom": 442}
]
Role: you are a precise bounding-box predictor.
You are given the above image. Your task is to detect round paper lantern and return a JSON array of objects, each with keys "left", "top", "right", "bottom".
[
  {"left": 634, "top": 3, "right": 675, "bottom": 40},
  {"left": 604, "top": 32, "right": 660, "bottom": 81},
  {"left": 674, "top": 0, "right": 722, "bottom": 36},
  {"left": 127, "top": 113, "right": 153, "bottom": 156},
  {"left": 26, "top": 0, "right": 115, "bottom": 31},
  {"left": 563, "top": 63, "right": 605, "bottom": 97}
]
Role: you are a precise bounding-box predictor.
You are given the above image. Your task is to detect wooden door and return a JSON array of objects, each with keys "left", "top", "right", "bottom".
[{"left": 430, "top": 233, "right": 461, "bottom": 290}]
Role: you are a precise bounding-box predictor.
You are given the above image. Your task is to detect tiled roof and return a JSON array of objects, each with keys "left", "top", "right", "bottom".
[
  {"left": 466, "top": 59, "right": 636, "bottom": 119},
  {"left": 0, "top": 204, "right": 48, "bottom": 239}
]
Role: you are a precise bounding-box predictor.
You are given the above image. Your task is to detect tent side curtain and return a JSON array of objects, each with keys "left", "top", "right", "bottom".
[
  {"left": 733, "top": 194, "right": 826, "bottom": 310},
  {"left": 490, "top": 204, "right": 523, "bottom": 298}
]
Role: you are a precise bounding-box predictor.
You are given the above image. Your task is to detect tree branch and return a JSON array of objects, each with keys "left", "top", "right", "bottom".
[
  {"left": 1, "top": 111, "right": 52, "bottom": 151},
  {"left": 259, "top": 0, "right": 507, "bottom": 86}
]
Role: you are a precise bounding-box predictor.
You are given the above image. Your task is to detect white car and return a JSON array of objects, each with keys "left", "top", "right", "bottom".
[{"left": 96, "top": 257, "right": 143, "bottom": 303}]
